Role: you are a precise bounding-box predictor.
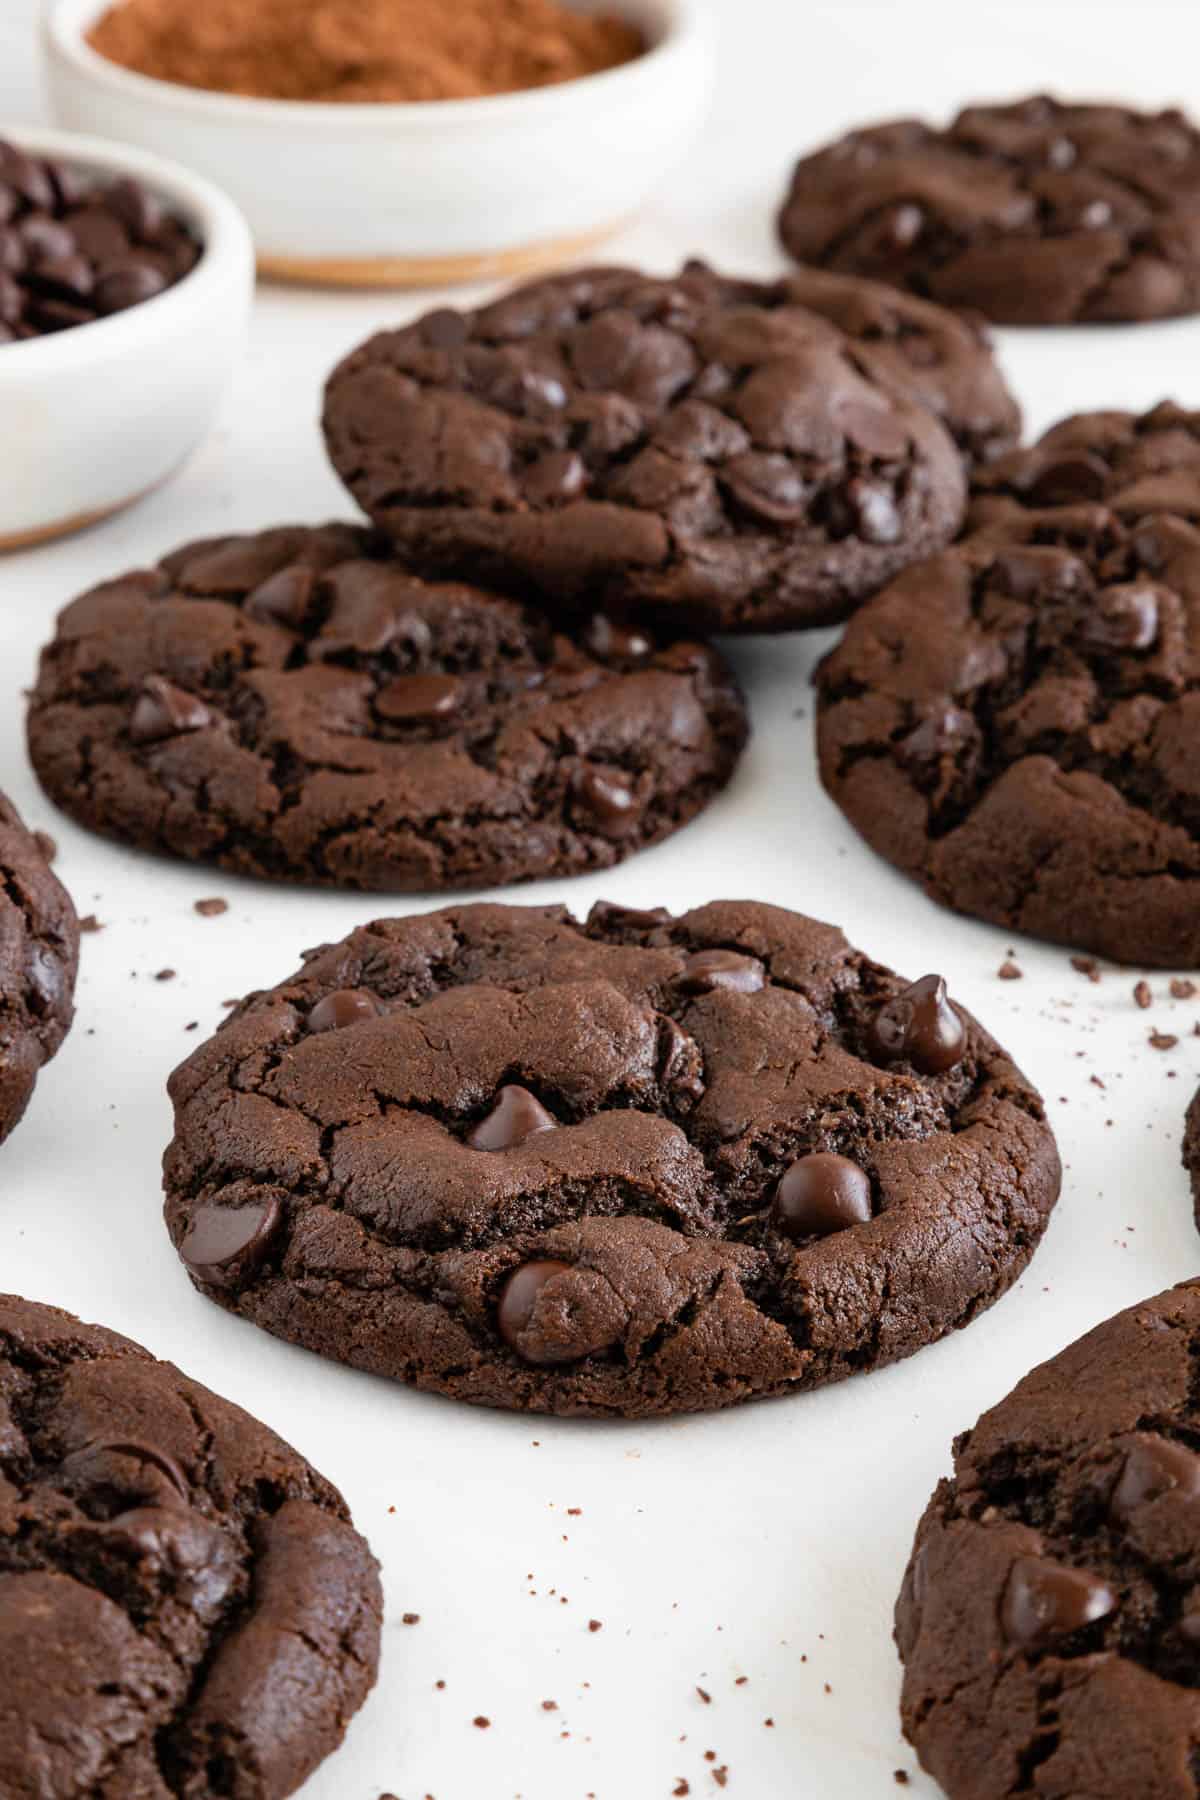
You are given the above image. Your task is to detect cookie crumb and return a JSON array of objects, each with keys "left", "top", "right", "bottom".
[
  {"left": 734, "top": 1676, "right": 747, "bottom": 1686},
  {"left": 1134, "top": 979, "right": 1153, "bottom": 1009},
  {"left": 184, "top": 1020, "right": 198, "bottom": 1032},
  {"left": 894, "top": 1774, "right": 910, "bottom": 1787},
  {"left": 712, "top": 1769, "right": 728, "bottom": 1789},
  {"left": 1071, "top": 956, "right": 1101, "bottom": 982},
  {"left": 1171, "top": 978, "right": 1197, "bottom": 999},
  {"left": 588, "top": 1619, "right": 603, "bottom": 1632},
  {"left": 997, "top": 960, "right": 1022, "bottom": 980},
  {"left": 1150, "top": 1031, "right": 1179, "bottom": 1050},
  {"left": 194, "top": 897, "right": 228, "bottom": 917},
  {"left": 541, "top": 1700, "right": 558, "bottom": 1711},
  {"left": 402, "top": 1612, "right": 420, "bottom": 1625},
  {"left": 696, "top": 1687, "right": 711, "bottom": 1704},
  {"left": 674, "top": 1783, "right": 690, "bottom": 1797},
  {"left": 155, "top": 968, "right": 176, "bottom": 982},
  {"left": 473, "top": 1716, "right": 490, "bottom": 1729},
  {"left": 79, "top": 914, "right": 103, "bottom": 932},
  {"left": 567, "top": 1507, "right": 582, "bottom": 1515}
]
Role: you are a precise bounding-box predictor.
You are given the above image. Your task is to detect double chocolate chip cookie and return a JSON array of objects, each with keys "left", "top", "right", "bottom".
[
  {"left": 0, "top": 1292, "right": 381, "bottom": 1797},
  {"left": 897, "top": 1282, "right": 1200, "bottom": 1799},
  {"left": 818, "top": 403, "right": 1200, "bottom": 967},
  {"left": 322, "top": 263, "right": 976, "bottom": 633},
  {"left": 780, "top": 95, "right": 1200, "bottom": 325},
  {"left": 0, "top": 789, "right": 78, "bottom": 1147},
  {"left": 25, "top": 524, "right": 746, "bottom": 892},
  {"left": 163, "top": 899, "right": 1060, "bottom": 1419}
]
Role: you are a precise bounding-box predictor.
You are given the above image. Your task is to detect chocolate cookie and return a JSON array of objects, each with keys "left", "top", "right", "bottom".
[
  {"left": 162, "top": 899, "right": 1060, "bottom": 1419},
  {"left": 817, "top": 403, "right": 1200, "bottom": 966},
  {"left": 321, "top": 264, "right": 969, "bottom": 633},
  {"left": 0, "top": 1291, "right": 381, "bottom": 1797},
  {"left": 25, "top": 523, "right": 747, "bottom": 891},
  {"left": 896, "top": 1282, "right": 1200, "bottom": 1799},
  {"left": 779, "top": 95, "right": 1200, "bottom": 325},
  {"left": 0, "top": 789, "right": 78, "bottom": 1146}
]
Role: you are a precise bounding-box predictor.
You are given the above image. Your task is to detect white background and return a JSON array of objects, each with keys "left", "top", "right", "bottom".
[{"left": 4, "top": 4, "right": 1200, "bottom": 1795}]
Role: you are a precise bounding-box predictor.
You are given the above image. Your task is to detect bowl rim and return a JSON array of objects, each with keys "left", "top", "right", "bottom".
[
  {"left": 0, "top": 123, "right": 253, "bottom": 372},
  {"left": 45, "top": 0, "right": 705, "bottom": 130}
]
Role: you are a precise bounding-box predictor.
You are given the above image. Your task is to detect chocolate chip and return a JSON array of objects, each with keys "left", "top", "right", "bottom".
[
  {"left": 469, "top": 1084, "right": 557, "bottom": 1151},
  {"left": 94, "top": 261, "right": 168, "bottom": 315},
  {"left": 375, "top": 673, "right": 463, "bottom": 723},
  {"left": 583, "top": 614, "right": 654, "bottom": 664},
  {"left": 1027, "top": 453, "right": 1110, "bottom": 506},
  {"left": 677, "top": 950, "right": 766, "bottom": 996},
  {"left": 179, "top": 1198, "right": 281, "bottom": 1289},
  {"left": 19, "top": 217, "right": 76, "bottom": 266},
  {"left": 869, "top": 975, "right": 966, "bottom": 1075},
  {"left": 306, "top": 988, "right": 382, "bottom": 1034},
  {"left": 105, "top": 177, "right": 164, "bottom": 243},
  {"left": 193, "top": 897, "right": 227, "bottom": 917},
  {"left": 587, "top": 901, "right": 672, "bottom": 933},
  {"left": 1001, "top": 1555, "right": 1116, "bottom": 1648},
  {"left": 1079, "top": 582, "right": 1160, "bottom": 652},
  {"left": 523, "top": 449, "right": 586, "bottom": 505},
  {"left": 129, "top": 676, "right": 213, "bottom": 745},
  {"left": 1111, "top": 1435, "right": 1200, "bottom": 1520},
  {"left": 771, "top": 1153, "right": 872, "bottom": 1239},
  {"left": 62, "top": 1438, "right": 190, "bottom": 1504},
  {"left": 572, "top": 767, "right": 640, "bottom": 835},
  {"left": 497, "top": 1260, "right": 575, "bottom": 1360},
  {"left": 657, "top": 1014, "right": 704, "bottom": 1102},
  {"left": 723, "top": 452, "right": 812, "bottom": 524},
  {"left": 244, "top": 565, "right": 315, "bottom": 628}
]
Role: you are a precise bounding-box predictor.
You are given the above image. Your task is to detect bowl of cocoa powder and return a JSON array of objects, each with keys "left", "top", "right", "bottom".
[{"left": 44, "top": 0, "right": 714, "bottom": 286}]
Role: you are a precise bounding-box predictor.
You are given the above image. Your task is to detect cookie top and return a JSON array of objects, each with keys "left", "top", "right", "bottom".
[
  {"left": 321, "top": 263, "right": 968, "bottom": 633},
  {"left": 0, "top": 790, "right": 78, "bottom": 1147},
  {"left": 817, "top": 403, "right": 1200, "bottom": 967},
  {"left": 26, "top": 523, "right": 747, "bottom": 892},
  {"left": 163, "top": 898, "right": 1060, "bottom": 1419},
  {"left": 0, "top": 1292, "right": 381, "bottom": 1798},
  {"left": 779, "top": 95, "right": 1200, "bottom": 325},
  {"left": 896, "top": 1282, "right": 1200, "bottom": 1800}
]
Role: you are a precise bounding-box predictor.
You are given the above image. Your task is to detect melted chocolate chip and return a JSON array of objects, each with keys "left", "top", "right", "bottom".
[
  {"left": 62, "top": 1439, "right": 190, "bottom": 1504},
  {"left": 497, "top": 1260, "right": 576, "bottom": 1360},
  {"left": 1079, "top": 583, "right": 1160, "bottom": 653},
  {"left": 587, "top": 901, "right": 672, "bottom": 933},
  {"left": 468, "top": 1084, "right": 557, "bottom": 1151},
  {"left": 243, "top": 565, "right": 315, "bottom": 628},
  {"left": 1111, "top": 1435, "right": 1200, "bottom": 1520},
  {"left": 179, "top": 1197, "right": 281, "bottom": 1289},
  {"left": 1001, "top": 1555, "right": 1116, "bottom": 1649},
  {"left": 771, "top": 1153, "right": 873, "bottom": 1239},
  {"left": 869, "top": 975, "right": 966, "bottom": 1075},
  {"left": 129, "top": 676, "right": 213, "bottom": 745},
  {"left": 306, "top": 989, "right": 382, "bottom": 1034},
  {"left": 1027, "top": 453, "right": 1110, "bottom": 506},
  {"left": 572, "top": 768, "right": 640, "bottom": 835},
  {"left": 583, "top": 614, "right": 654, "bottom": 663},
  {"left": 678, "top": 950, "right": 766, "bottom": 996},
  {"left": 375, "top": 674, "right": 463, "bottom": 723}
]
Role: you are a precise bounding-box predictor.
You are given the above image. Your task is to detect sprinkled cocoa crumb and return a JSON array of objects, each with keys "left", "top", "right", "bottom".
[
  {"left": 32, "top": 830, "right": 56, "bottom": 862},
  {"left": 1090, "top": 1074, "right": 1106, "bottom": 1089},
  {"left": 155, "top": 968, "right": 176, "bottom": 981},
  {"left": 734, "top": 1676, "right": 747, "bottom": 1686},
  {"left": 473, "top": 1716, "right": 490, "bottom": 1729},
  {"left": 588, "top": 1619, "right": 603, "bottom": 1632},
  {"left": 402, "top": 1612, "right": 420, "bottom": 1625},
  {"left": 1172, "top": 978, "right": 1197, "bottom": 999},
  {"left": 435, "top": 1680, "right": 445, "bottom": 1689},
  {"left": 674, "top": 1783, "right": 690, "bottom": 1797},
  {"left": 997, "top": 960, "right": 1022, "bottom": 980},
  {"left": 713, "top": 1769, "right": 728, "bottom": 1789},
  {"left": 696, "top": 1687, "right": 711, "bottom": 1704},
  {"left": 1150, "top": 1031, "right": 1179, "bottom": 1050},
  {"left": 824, "top": 1682, "right": 832, "bottom": 1694},
  {"left": 541, "top": 1700, "right": 557, "bottom": 1711},
  {"left": 764, "top": 1718, "right": 774, "bottom": 1728},
  {"left": 194, "top": 897, "right": 228, "bottom": 916},
  {"left": 704, "top": 1752, "right": 716, "bottom": 1763},
  {"left": 567, "top": 1507, "right": 582, "bottom": 1515},
  {"left": 1071, "top": 956, "right": 1101, "bottom": 982},
  {"left": 79, "top": 914, "right": 103, "bottom": 932},
  {"left": 894, "top": 1774, "right": 910, "bottom": 1787},
  {"left": 1134, "top": 979, "right": 1153, "bottom": 1009}
]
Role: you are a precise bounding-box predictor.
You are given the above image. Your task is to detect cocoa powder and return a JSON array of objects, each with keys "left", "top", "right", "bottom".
[{"left": 87, "top": 0, "right": 645, "bottom": 104}]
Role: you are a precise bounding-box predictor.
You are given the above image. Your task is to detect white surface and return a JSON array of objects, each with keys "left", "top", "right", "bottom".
[
  {"left": 1, "top": 124, "right": 252, "bottom": 544},
  {"left": 3, "top": 4, "right": 1200, "bottom": 1796},
  {"left": 46, "top": 0, "right": 713, "bottom": 265}
]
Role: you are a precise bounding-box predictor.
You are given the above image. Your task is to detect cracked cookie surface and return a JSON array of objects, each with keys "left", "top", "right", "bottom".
[
  {"left": 896, "top": 1282, "right": 1200, "bottom": 1799},
  {"left": 162, "top": 899, "right": 1060, "bottom": 1419},
  {"left": 320, "top": 263, "right": 969, "bottom": 634},
  {"left": 0, "top": 790, "right": 78, "bottom": 1146},
  {"left": 779, "top": 95, "right": 1200, "bottom": 325},
  {"left": 817, "top": 403, "right": 1200, "bottom": 967},
  {"left": 24, "top": 523, "right": 747, "bottom": 892},
  {"left": 0, "top": 1292, "right": 381, "bottom": 1798}
]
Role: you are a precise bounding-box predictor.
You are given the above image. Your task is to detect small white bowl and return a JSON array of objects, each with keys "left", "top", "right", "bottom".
[
  {"left": 0, "top": 126, "right": 253, "bottom": 553},
  {"left": 44, "top": 0, "right": 714, "bottom": 287}
]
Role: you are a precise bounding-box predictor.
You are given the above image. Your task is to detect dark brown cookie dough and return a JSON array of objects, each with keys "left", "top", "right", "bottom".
[
  {"left": 321, "top": 263, "right": 969, "bottom": 633},
  {"left": 896, "top": 1282, "right": 1200, "bottom": 1800},
  {"left": 818, "top": 403, "right": 1200, "bottom": 967},
  {"left": 162, "top": 898, "right": 1060, "bottom": 1419},
  {"left": 0, "top": 1291, "right": 381, "bottom": 1798},
  {"left": 0, "top": 789, "right": 78, "bottom": 1146},
  {"left": 25, "top": 523, "right": 747, "bottom": 892},
  {"left": 779, "top": 95, "right": 1200, "bottom": 325}
]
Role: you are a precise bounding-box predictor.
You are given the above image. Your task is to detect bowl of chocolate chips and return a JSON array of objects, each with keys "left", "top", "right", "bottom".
[{"left": 0, "top": 126, "right": 253, "bottom": 551}]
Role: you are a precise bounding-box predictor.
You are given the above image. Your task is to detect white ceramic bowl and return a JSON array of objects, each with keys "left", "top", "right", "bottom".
[
  {"left": 0, "top": 126, "right": 253, "bottom": 552},
  {"left": 44, "top": 0, "right": 714, "bottom": 287}
]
